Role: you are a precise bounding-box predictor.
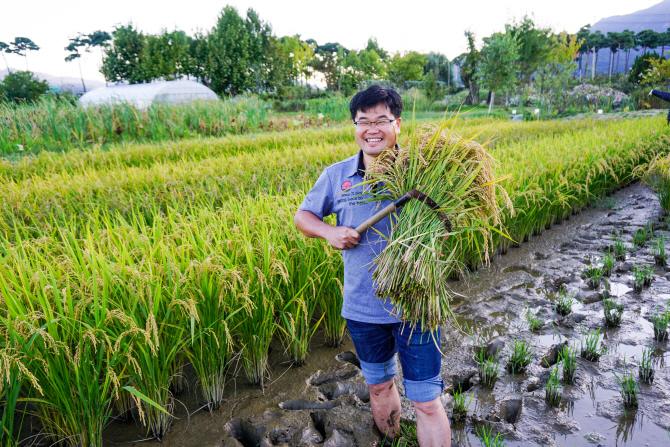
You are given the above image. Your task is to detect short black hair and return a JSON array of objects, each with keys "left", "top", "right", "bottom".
[{"left": 349, "top": 85, "right": 402, "bottom": 121}]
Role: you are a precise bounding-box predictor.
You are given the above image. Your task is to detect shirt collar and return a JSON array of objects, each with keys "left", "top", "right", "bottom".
[{"left": 348, "top": 144, "right": 400, "bottom": 178}]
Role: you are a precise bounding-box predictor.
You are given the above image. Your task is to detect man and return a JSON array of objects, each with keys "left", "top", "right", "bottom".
[{"left": 294, "top": 85, "right": 451, "bottom": 447}]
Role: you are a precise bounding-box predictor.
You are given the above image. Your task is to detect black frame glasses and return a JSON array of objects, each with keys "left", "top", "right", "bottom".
[{"left": 353, "top": 119, "right": 397, "bottom": 129}]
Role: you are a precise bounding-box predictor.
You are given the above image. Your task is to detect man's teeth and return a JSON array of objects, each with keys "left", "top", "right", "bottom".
[{"left": 367, "top": 138, "right": 382, "bottom": 142}]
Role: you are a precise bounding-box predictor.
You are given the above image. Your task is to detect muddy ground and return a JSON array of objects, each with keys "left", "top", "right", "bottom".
[{"left": 20, "top": 180, "right": 668, "bottom": 447}]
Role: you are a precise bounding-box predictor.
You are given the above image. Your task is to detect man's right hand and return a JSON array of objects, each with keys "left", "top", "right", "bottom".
[{"left": 325, "top": 226, "right": 361, "bottom": 250}]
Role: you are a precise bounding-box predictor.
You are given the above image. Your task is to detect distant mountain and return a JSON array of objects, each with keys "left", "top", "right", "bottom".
[
  {"left": 587, "top": 0, "right": 670, "bottom": 76},
  {"left": 0, "top": 68, "right": 106, "bottom": 94},
  {"left": 591, "top": 0, "right": 670, "bottom": 34}
]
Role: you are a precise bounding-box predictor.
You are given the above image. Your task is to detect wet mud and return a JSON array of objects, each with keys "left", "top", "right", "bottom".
[{"left": 45, "top": 181, "right": 668, "bottom": 446}]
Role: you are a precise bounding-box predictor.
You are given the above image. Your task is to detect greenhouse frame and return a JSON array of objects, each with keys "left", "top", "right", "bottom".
[{"left": 78, "top": 80, "right": 218, "bottom": 108}]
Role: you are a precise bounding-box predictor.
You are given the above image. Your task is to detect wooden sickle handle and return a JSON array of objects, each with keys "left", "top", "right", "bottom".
[{"left": 355, "top": 203, "right": 397, "bottom": 234}]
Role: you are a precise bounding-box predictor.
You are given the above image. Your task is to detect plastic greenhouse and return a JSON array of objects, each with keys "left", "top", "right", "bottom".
[{"left": 78, "top": 80, "right": 218, "bottom": 108}]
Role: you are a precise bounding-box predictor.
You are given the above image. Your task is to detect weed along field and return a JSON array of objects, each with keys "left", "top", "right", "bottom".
[{"left": 2, "top": 112, "right": 670, "bottom": 447}]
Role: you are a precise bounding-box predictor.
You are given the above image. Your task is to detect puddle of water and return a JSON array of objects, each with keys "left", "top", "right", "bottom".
[
  {"left": 502, "top": 265, "right": 543, "bottom": 278},
  {"left": 537, "top": 332, "right": 564, "bottom": 347},
  {"left": 511, "top": 281, "right": 535, "bottom": 290},
  {"left": 608, "top": 282, "right": 632, "bottom": 297}
]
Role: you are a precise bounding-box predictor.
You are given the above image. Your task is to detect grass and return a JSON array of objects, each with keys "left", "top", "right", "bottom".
[
  {"left": 525, "top": 305, "right": 543, "bottom": 332},
  {"left": 652, "top": 304, "right": 670, "bottom": 341},
  {"left": 559, "top": 344, "right": 578, "bottom": 384},
  {"left": 636, "top": 153, "right": 670, "bottom": 214},
  {"left": 633, "top": 228, "right": 649, "bottom": 247},
  {"left": 613, "top": 235, "right": 627, "bottom": 261},
  {"left": 476, "top": 344, "right": 500, "bottom": 389},
  {"left": 652, "top": 235, "right": 668, "bottom": 266},
  {"left": 603, "top": 296, "right": 624, "bottom": 328},
  {"left": 639, "top": 346, "right": 655, "bottom": 384},
  {"left": 506, "top": 339, "right": 534, "bottom": 374},
  {"left": 632, "top": 265, "right": 654, "bottom": 292},
  {"left": 476, "top": 425, "right": 506, "bottom": 447},
  {"left": 452, "top": 386, "right": 474, "bottom": 421},
  {"left": 545, "top": 366, "right": 562, "bottom": 406},
  {"left": 583, "top": 259, "right": 603, "bottom": 289},
  {"left": 601, "top": 253, "right": 615, "bottom": 277},
  {"left": 613, "top": 357, "right": 639, "bottom": 408},
  {"left": 580, "top": 326, "right": 608, "bottom": 362},
  {"left": 555, "top": 290, "right": 577, "bottom": 317}
]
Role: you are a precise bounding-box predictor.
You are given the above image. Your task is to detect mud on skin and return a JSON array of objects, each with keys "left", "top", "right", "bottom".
[{"left": 62, "top": 181, "right": 667, "bottom": 447}]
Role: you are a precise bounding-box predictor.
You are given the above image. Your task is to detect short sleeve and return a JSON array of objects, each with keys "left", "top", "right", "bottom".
[{"left": 299, "top": 168, "right": 334, "bottom": 220}]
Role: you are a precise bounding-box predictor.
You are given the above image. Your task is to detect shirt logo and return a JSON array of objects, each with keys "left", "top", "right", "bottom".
[{"left": 341, "top": 181, "right": 352, "bottom": 190}]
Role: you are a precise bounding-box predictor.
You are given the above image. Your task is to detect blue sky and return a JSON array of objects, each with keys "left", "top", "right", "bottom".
[{"left": 1, "top": 0, "right": 661, "bottom": 82}]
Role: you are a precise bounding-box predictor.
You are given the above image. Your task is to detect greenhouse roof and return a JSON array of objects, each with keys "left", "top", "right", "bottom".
[{"left": 78, "top": 80, "right": 218, "bottom": 108}]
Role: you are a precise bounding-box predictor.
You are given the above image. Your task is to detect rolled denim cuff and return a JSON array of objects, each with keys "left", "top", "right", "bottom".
[
  {"left": 358, "top": 353, "right": 399, "bottom": 385},
  {"left": 403, "top": 374, "right": 444, "bottom": 402}
]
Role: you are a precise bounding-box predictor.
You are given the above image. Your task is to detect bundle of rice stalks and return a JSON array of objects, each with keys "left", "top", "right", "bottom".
[{"left": 362, "top": 121, "right": 512, "bottom": 331}]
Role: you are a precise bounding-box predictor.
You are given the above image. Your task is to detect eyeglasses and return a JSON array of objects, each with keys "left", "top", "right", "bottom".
[{"left": 353, "top": 119, "right": 397, "bottom": 129}]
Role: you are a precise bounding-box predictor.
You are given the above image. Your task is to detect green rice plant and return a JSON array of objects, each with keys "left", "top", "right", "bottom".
[
  {"left": 633, "top": 150, "right": 670, "bottom": 210},
  {"left": 476, "top": 345, "right": 500, "bottom": 389},
  {"left": 452, "top": 385, "right": 474, "bottom": 421},
  {"left": 559, "top": 344, "right": 578, "bottom": 384},
  {"left": 632, "top": 265, "right": 654, "bottom": 292},
  {"left": 613, "top": 235, "right": 627, "bottom": 261},
  {"left": 390, "top": 421, "right": 419, "bottom": 447},
  {"left": 603, "top": 295, "right": 624, "bottom": 328},
  {"left": 613, "top": 357, "right": 639, "bottom": 408},
  {"left": 652, "top": 235, "right": 668, "bottom": 267},
  {"left": 601, "top": 252, "right": 615, "bottom": 277},
  {"left": 525, "top": 305, "right": 543, "bottom": 332},
  {"left": 652, "top": 304, "right": 670, "bottom": 341},
  {"left": 545, "top": 366, "right": 562, "bottom": 406},
  {"left": 639, "top": 346, "right": 655, "bottom": 384},
  {"left": 506, "top": 338, "right": 534, "bottom": 374},
  {"left": 632, "top": 227, "right": 648, "bottom": 247},
  {"left": 183, "top": 263, "right": 241, "bottom": 411},
  {"left": 476, "top": 425, "right": 506, "bottom": 447},
  {"left": 583, "top": 259, "right": 603, "bottom": 289},
  {"left": 580, "top": 326, "right": 608, "bottom": 362},
  {"left": 554, "top": 290, "right": 577, "bottom": 316}
]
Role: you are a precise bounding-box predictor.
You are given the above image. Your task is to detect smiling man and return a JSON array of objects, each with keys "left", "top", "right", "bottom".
[{"left": 294, "top": 85, "right": 451, "bottom": 447}]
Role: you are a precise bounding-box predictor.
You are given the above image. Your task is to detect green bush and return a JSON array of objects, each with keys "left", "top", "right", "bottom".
[{"left": 0, "top": 71, "right": 51, "bottom": 104}]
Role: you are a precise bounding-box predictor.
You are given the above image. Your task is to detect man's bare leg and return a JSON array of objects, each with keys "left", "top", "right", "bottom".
[
  {"left": 414, "top": 397, "right": 451, "bottom": 447},
  {"left": 369, "top": 378, "right": 401, "bottom": 440}
]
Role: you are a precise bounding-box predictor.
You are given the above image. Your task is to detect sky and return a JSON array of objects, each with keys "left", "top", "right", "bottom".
[{"left": 0, "top": 0, "right": 662, "bottom": 83}]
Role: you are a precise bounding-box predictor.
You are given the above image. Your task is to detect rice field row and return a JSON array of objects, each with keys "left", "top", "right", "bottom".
[{"left": 1, "top": 115, "right": 668, "bottom": 445}]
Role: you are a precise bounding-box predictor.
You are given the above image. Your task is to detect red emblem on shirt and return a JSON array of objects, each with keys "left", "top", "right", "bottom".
[{"left": 341, "top": 181, "right": 352, "bottom": 190}]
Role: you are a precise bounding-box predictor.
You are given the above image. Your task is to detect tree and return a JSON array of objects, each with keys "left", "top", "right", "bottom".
[
  {"left": 65, "top": 35, "right": 89, "bottom": 91},
  {"left": 0, "top": 42, "right": 10, "bottom": 73},
  {"left": 365, "top": 37, "right": 388, "bottom": 59},
  {"left": 505, "top": 16, "right": 553, "bottom": 82},
  {"left": 636, "top": 29, "right": 661, "bottom": 54},
  {"left": 207, "top": 6, "right": 252, "bottom": 95},
  {"left": 310, "top": 50, "right": 342, "bottom": 90},
  {"left": 101, "top": 24, "right": 150, "bottom": 84},
  {"left": 660, "top": 29, "right": 670, "bottom": 58},
  {"left": 387, "top": 51, "right": 426, "bottom": 86},
  {"left": 0, "top": 70, "right": 50, "bottom": 103},
  {"left": 607, "top": 31, "right": 622, "bottom": 78},
  {"left": 620, "top": 30, "right": 637, "bottom": 73},
  {"left": 589, "top": 31, "right": 605, "bottom": 79},
  {"left": 143, "top": 29, "right": 192, "bottom": 81},
  {"left": 7, "top": 37, "right": 40, "bottom": 71},
  {"left": 479, "top": 32, "right": 519, "bottom": 113},
  {"left": 538, "top": 32, "right": 580, "bottom": 114},
  {"left": 425, "top": 52, "right": 450, "bottom": 85},
  {"left": 459, "top": 30, "right": 481, "bottom": 105},
  {"left": 280, "top": 35, "right": 315, "bottom": 85},
  {"left": 576, "top": 25, "right": 591, "bottom": 80}
]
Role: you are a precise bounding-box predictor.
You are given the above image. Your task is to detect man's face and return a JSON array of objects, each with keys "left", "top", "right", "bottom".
[{"left": 353, "top": 105, "right": 401, "bottom": 158}]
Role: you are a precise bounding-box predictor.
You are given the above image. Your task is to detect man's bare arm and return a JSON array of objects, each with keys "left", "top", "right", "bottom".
[{"left": 294, "top": 209, "right": 360, "bottom": 250}]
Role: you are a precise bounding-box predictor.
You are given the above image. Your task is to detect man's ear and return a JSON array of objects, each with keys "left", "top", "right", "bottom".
[{"left": 395, "top": 118, "right": 402, "bottom": 134}]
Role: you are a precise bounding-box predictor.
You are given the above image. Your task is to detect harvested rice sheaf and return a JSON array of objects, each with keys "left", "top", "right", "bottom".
[{"left": 363, "top": 122, "right": 512, "bottom": 331}]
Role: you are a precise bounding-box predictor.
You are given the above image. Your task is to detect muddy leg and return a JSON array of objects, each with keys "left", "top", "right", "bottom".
[
  {"left": 369, "top": 378, "right": 401, "bottom": 440},
  {"left": 414, "top": 397, "right": 451, "bottom": 447}
]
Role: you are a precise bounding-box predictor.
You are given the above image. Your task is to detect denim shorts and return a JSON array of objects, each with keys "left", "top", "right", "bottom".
[{"left": 346, "top": 319, "right": 444, "bottom": 402}]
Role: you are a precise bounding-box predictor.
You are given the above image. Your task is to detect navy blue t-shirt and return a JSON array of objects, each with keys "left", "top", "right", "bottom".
[{"left": 299, "top": 150, "right": 401, "bottom": 324}]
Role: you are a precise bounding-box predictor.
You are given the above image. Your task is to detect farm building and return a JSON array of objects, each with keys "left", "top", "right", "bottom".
[{"left": 78, "top": 80, "right": 218, "bottom": 108}]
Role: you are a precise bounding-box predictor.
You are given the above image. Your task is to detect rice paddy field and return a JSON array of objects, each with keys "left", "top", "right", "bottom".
[{"left": 1, "top": 110, "right": 670, "bottom": 446}]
